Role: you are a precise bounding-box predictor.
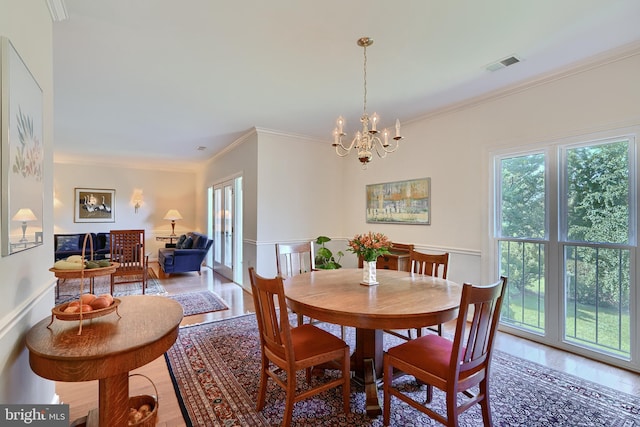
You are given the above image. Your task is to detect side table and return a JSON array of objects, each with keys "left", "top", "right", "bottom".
[{"left": 26, "top": 295, "right": 183, "bottom": 427}]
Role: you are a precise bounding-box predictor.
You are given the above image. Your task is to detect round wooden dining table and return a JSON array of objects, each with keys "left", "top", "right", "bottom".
[
  {"left": 284, "top": 268, "right": 462, "bottom": 417},
  {"left": 26, "top": 295, "right": 183, "bottom": 427}
]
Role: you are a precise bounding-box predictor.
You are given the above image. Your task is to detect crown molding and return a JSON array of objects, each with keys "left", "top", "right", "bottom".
[
  {"left": 46, "top": 0, "right": 69, "bottom": 22},
  {"left": 407, "top": 40, "right": 640, "bottom": 125}
]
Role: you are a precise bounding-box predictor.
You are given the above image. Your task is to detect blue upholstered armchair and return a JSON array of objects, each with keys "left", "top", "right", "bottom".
[{"left": 158, "top": 232, "right": 213, "bottom": 275}]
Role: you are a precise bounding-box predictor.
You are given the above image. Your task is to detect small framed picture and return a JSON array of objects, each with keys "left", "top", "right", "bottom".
[{"left": 74, "top": 188, "right": 115, "bottom": 223}]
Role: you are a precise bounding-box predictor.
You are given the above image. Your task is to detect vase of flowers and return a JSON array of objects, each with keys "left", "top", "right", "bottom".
[{"left": 347, "top": 232, "right": 391, "bottom": 286}]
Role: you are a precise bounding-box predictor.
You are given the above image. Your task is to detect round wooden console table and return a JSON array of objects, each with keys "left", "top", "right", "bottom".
[{"left": 26, "top": 295, "right": 183, "bottom": 427}]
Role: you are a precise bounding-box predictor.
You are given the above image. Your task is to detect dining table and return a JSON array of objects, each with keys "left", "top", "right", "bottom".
[{"left": 284, "top": 267, "right": 462, "bottom": 417}]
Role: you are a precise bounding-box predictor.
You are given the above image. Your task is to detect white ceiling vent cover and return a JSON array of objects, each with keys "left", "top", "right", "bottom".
[{"left": 486, "top": 55, "right": 522, "bottom": 72}]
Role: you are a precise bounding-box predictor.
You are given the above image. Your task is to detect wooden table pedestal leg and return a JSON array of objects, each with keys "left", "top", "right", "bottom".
[
  {"left": 98, "top": 373, "right": 129, "bottom": 426},
  {"left": 352, "top": 328, "right": 383, "bottom": 417},
  {"left": 363, "top": 358, "right": 382, "bottom": 417}
]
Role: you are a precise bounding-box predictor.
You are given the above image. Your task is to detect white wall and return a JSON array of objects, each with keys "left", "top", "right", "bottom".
[
  {"left": 0, "top": 0, "right": 56, "bottom": 405},
  {"left": 53, "top": 162, "right": 196, "bottom": 260},
  {"left": 199, "top": 130, "right": 258, "bottom": 289},
  {"left": 254, "top": 130, "right": 345, "bottom": 277},
  {"left": 340, "top": 47, "right": 640, "bottom": 285}
]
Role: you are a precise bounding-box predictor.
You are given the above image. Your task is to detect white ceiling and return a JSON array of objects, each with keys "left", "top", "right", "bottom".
[{"left": 51, "top": 0, "right": 640, "bottom": 169}]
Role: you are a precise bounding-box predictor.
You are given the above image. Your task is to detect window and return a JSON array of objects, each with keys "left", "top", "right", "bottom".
[{"left": 494, "top": 135, "right": 636, "bottom": 363}]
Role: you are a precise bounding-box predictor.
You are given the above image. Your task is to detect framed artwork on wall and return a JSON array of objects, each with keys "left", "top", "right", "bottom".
[
  {"left": 74, "top": 188, "right": 115, "bottom": 223},
  {"left": 0, "top": 37, "right": 44, "bottom": 256},
  {"left": 366, "top": 177, "right": 431, "bottom": 225}
]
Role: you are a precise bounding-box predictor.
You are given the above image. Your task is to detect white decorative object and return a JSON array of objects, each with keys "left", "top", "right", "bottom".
[{"left": 361, "top": 260, "right": 378, "bottom": 286}]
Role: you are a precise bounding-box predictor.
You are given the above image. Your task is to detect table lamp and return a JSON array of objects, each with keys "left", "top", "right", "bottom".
[
  {"left": 163, "top": 209, "right": 183, "bottom": 236},
  {"left": 12, "top": 208, "right": 38, "bottom": 242}
]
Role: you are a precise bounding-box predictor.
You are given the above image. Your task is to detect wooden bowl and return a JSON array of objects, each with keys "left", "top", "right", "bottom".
[
  {"left": 49, "top": 262, "right": 119, "bottom": 279},
  {"left": 51, "top": 298, "right": 121, "bottom": 321}
]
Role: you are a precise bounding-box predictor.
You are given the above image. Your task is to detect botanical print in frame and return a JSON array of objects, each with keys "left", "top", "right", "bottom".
[
  {"left": 1, "top": 38, "right": 44, "bottom": 256},
  {"left": 74, "top": 188, "right": 115, "bottom": 223},
  {"left": 366, "top": 178, "right": 430, "bottom": 225}
]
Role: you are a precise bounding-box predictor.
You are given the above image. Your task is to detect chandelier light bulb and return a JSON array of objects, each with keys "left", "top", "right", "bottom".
[
  {"left": 332, "top": 37, "right": 403, "bottom": 167},
  {"left": 336, "top": 116, "right": 345, "bottom": 135},
  {"left": 370, "top": 113, "right": 379, "bottom": 132}
]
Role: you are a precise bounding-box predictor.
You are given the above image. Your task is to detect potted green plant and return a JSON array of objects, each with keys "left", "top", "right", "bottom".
[{"left": 314, "top": 236, "right": 344, "bottom": 270}]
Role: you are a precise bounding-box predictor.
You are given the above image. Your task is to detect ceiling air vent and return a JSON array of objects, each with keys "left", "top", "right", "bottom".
[{"left": 486, "top": 55, "right": 521, "bottom": 72}]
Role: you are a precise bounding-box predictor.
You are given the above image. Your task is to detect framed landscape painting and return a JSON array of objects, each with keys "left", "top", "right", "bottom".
[
  {"left": 366, "top": 178, "right": 430, "bottom": 225},
  {"left": 1, "top": 38, "right": 44, "bottom": 256},
  {"left": 74, "top": 188, "right": 115, "bottom": 223}
]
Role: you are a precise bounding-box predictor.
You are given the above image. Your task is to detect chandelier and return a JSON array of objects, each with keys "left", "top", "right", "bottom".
[{"left": 332, "top": 37, "right": 402, "bottom": 167}]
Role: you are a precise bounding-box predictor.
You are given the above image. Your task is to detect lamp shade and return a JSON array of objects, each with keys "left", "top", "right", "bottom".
[
  {"left": 12, "top": 208, "right": 37, "bottom": 222},
  {"left": 163, "top": 209, "right": 183, "bottom": 221}
]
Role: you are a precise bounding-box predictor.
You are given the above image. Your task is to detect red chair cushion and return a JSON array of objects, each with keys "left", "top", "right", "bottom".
[
  {"left": 291, "top": 324, "right": 347, "bottom": 361},
  {"left": 387, "top": 334, "right": 453, "bottom": 379}
]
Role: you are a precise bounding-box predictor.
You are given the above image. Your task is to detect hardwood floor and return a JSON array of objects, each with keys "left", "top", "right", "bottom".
[{"left": 56, "top": 263, "right": 640, "bottom": 426}]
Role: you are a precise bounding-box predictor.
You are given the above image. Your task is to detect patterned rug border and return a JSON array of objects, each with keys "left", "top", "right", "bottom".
[
  {"left": 166, "top": 290, "right": 229, "bottom": 317},
  {"left": 165, "top": 314, "right": 640, "bottom": 426}
]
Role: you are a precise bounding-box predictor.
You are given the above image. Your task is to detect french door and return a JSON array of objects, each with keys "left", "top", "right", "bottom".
[
  {"left": 211, "top": 176, "right": 243, "bottom": 283},
  {"left": 494, "top": 134, "right": 636, "bottom": 367}
]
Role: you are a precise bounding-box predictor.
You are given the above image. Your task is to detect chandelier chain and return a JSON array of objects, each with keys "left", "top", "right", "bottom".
[{"left": 363, "top": 44, "right": 367, "bottom": 115}]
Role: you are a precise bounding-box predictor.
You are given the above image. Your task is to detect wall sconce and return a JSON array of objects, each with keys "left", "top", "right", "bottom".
[
  {"left": 163, "top": 209, "right": 183, "bottom": 236},
  {"left": 131, "top": 189, "right": 144, "bottom": 214},
  {"left": 12, "top": 208, "right": 38, "bottom": 242}
]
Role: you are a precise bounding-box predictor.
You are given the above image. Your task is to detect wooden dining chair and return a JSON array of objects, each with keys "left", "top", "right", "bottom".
[
  {"left": 109, "top": 229, "right": 148, "bottom": 295},
  {"left": 248, "top": 267, "right": 351, "bottom": 427},
  {"left": 275, "top": 242, "right": 315, "bottom": 326},
  {"left": 383, "top": 276, "right": 507, "bottom": 427},
  {"left": 275, "top": 241, "right": 346, "bottom": 339},
  {"left": 384, "top": 250, "right": 450, "bottom": 341}
]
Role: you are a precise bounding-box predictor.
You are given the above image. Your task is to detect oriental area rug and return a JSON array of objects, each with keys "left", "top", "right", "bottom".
[
  {"left": 166, "top": 290, "right": 229, "bottom": 317},
  {"left": 164, "top": 315, "right": 640, "bottom": 426}
]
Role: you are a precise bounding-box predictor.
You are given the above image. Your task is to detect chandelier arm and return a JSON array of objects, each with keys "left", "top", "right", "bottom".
[
  {"left": 380, "top": 138, "right": 400, "bottom": 153},
  {"left": 334, "top": 136, "right": 357, "bottom": 155}
]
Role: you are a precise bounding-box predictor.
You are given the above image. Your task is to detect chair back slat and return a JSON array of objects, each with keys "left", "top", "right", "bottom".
[
  {"left": 409, "top": 250, "right": 449, "bottom": 278},
  {"left": 275, "top": 242, "right": 314, "bottom": 278},
  {"left": 111, "top": 230, "right": 145, "bottom": 270},
  {"left": 249, "top": 267, "right": 294, "bottom": 362},
  {"left": 452, "top": 277, "right": 507, "bottom": 376},
  {"left": 109, "top": 229, "right": 147, "bottom": 294}
]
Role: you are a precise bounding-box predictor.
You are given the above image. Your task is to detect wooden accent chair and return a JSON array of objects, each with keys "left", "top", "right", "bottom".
[
  {"left": 384, "top": 250, "right": 450, "bottom": 341},
  {"left": 383, "top": 276, "right": 508, "bottom": 427},
  {"left": 109, "top": 229, "right": 148, "bottom": 295},
  {"left": 248, "top": 267, "right": 351, "bottom": 427}
]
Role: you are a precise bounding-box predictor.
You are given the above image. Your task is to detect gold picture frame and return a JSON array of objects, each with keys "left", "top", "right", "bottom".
[{"left": 366, "top": 178, "right": 430, "bottom": 225}]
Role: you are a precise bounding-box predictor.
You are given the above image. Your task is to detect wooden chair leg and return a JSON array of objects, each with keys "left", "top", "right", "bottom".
[
  {"left": 283, "top": 374, "right": 296, "bottom": 427},
  {"left": 256, "top": 358, "right": 268, "bottom": 411},
  {"left": 341, "top": 347, "right": 350, "bottom": 413},
  {"left": 383, "top": 354, "right": 392, "bottom": 426},
  {"left": 480, "top": 380, "right": 493, "bottom": 426}
]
